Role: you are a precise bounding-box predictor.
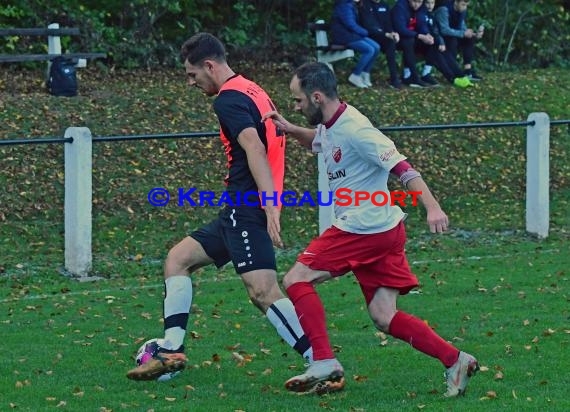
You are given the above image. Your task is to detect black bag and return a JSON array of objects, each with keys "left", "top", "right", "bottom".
[{"left": 47, "top": 56, "right": 78, "bottom": 96}]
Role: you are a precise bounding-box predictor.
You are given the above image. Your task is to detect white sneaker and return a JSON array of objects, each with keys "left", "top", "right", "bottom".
[
  {"left": 285, "top": 358, "right": 345, "bottom": 395},
  {"left": 348, "top": 73, "right": 368, "bottom": 88},
  {"left": 444, "top": 351, "right": 479, "bottom": 397},
  {"left": 361, "top": 72, "right": 372, "bottom": 87}
]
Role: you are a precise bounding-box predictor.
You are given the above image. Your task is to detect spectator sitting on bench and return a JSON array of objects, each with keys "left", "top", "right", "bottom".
[
  {"left": 358, "top": 0, "right": 403, "bottom": 90},
  {"left": 391, "top": 0, "right": 434, "bottom": 88},
  {"left": 331, "top": 0, "right": 380, "bottom": 88},
  {"left": 434, "top": 0, "right": 484, "bottom": 81},
  {"left": 423, "top": 0, "right": 473, "bottom": 88}
]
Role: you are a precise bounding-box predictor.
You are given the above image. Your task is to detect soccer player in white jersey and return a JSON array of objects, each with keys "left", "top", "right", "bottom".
[{"left": 262, "top": 62, "right": 479, "bottom": 397}]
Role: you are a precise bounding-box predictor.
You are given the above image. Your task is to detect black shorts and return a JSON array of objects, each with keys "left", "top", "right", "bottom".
[{"left": 190, "top": 206, "right": 276, "bottom": 274}]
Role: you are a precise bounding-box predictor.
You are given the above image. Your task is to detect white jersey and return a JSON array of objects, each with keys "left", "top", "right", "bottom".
[{"left": 312, "top": 104, "right": 407, "bottom": 234}]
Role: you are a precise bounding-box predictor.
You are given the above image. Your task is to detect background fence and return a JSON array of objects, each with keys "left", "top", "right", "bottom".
[{"left": 1, "top": 113, "right": 568, "bottom": 279}]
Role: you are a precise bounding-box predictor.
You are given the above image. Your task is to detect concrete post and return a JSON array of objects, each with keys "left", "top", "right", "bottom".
[
  {"left": 526, "top": 112, "right": 550, "bottom": 238},
  {"left": 317, "top": 153, "right": 334, "bottom": 234},
  {"left": 46, "top": 23, "right": 62, "bottom": 80},
  {"left": 64, "top": 127, "right": 93, "bottom": 277}
]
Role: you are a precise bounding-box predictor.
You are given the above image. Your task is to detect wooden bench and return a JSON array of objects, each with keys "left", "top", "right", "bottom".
[
  {"left": 0, "top": 24, "right": 106, "bottom": 69},
  {"left": 308, "top": 20, "right": 354, "bottom": 71}
]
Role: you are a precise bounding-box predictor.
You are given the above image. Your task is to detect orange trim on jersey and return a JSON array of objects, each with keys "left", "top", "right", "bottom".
[{"left": 219, "top": 75, "right": 286, "bottom": 208}]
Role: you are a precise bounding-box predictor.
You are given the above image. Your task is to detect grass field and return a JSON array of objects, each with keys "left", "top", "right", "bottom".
[{"left": 1, "top": 63, "right": 569, "bottom": 411}]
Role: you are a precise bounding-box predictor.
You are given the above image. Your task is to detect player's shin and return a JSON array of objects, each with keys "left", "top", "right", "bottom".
[
  {"left": 266, "top": 298, "right": 313, "bottom": 362},
  {"left": 162, "top": 275, "right": 193, "bottom": 351}
]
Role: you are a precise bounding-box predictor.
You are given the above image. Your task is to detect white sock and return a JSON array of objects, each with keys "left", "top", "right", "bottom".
[
  {"left": 162, "top": 275, "right": 193, "bottom": 350},
  {"left": 422, "top": 65, "right": 433, "bottom": 76},
  {"left": 403, "top": 68, "right": 411, "bottom": 79},
  {"left": 266, "top": 298, "right": 313, "bottom": 362}
]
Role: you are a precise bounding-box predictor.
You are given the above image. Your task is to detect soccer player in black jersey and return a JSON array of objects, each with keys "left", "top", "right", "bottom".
[{"left": 127, "top": 33, "right": 312, "bottom": 382}]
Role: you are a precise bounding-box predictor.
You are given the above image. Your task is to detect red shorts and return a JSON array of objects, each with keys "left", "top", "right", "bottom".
[{"left": 297, "top": 221, "right": 418, "bottom": 305}]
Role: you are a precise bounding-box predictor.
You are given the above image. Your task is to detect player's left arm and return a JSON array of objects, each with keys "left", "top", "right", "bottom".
[
  {"left": 391, "top": 160, "right": 449, "bottom": 233},
  {"left": 238, "top": 127, "right": 284, "bottom": 248}
]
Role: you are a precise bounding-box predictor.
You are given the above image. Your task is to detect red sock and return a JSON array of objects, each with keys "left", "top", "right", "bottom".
[
  {"left": 286, "top": 282, "right": 335, "bottom": 360},
  {"left": 388, "top": 311, "right": 459, "bottom": 368}
]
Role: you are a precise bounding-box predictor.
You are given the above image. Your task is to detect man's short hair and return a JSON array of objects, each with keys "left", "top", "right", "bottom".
[
  {"left": 294, "top": 62, "right": 338, "bottom": 99},
  {"left": 180, "top": 33, "right": 226, "bottom": 65}
]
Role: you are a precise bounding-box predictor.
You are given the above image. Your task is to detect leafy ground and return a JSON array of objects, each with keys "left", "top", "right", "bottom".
[{"left": 0, "top": 63, "right": 569, "bottom": 411}]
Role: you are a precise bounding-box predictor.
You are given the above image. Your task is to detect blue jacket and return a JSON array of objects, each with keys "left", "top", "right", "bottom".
[
  {"left": 391, "top": 0, "right": 429, "bottom": 39},
  {"left": 330, "top": 0, "right": 369, "bottom": 45}
]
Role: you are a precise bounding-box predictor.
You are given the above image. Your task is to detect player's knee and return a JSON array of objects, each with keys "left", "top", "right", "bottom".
[
  {"left": 368, "top": 301, "right": 397, "bottom": 333},
  {"left": 243, "top": 278, "right": 283, "bottom": 312},
  {"left": 282, "top": 269, "right": 306, "bottom": 289},
  {"left": 164, "top": 248, "right": 189, "bottom": 277},
  {"left": 282, "top": 273, "right": 294, "bottom": 290},
  {"left": 247, "top": 288, "right": 275, "bottom": 312}
]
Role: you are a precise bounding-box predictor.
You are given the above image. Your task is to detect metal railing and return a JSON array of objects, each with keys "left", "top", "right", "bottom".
[{"left": 1, "top": 114, "right": 568, "bottom": 278}]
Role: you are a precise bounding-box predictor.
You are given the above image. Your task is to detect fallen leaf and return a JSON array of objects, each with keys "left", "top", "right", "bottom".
[{"left": 353, "top": 375, "right": 368, "bottom": 382}]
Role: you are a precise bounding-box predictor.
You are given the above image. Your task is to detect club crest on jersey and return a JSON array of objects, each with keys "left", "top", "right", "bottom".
[{"left": 332, "top": 146, "right": 342, "bottom": 163}]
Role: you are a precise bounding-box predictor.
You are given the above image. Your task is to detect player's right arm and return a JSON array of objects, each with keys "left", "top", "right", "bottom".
[
  {"left": 237, "top": 127, "right": 284, "bottom": 248},
  {"left": 262, "top": 111, "right": 316, "bottom": 149}
]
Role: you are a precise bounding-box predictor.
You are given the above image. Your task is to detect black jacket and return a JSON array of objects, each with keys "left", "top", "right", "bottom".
[{"left": 359, "top": 0, "right": 394, "bottom": 35}]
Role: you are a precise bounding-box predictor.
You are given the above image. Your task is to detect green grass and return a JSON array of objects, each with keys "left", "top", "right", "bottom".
[
  {"left": 1, "top": 240, "right": 568, "bottom": 411},
  {"left": 1, "top": 65, "right": 569, "bottom": 411}
]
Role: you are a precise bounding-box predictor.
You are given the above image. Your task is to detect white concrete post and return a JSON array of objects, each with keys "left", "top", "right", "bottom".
[
  {"left": 47, "top": 22, "right": 87, "bottom": 70},
  {"left": 47, "top": 23, "right": 62, "bottom": 54},
  {"left": 64, "top": 127, "right": 93, "bottom": 277},
  {"left": 46, "top": 23, "right": 62, "bottom": 79},
  {"left": 526, "top": 112, "right": 550, "bottom": 238},
  {"left": 317, "top": 153, "right": 333, "bottom": 234}
]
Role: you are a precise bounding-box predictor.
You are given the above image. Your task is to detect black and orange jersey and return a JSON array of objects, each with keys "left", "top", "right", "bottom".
[{"left": 213, "top": 74, "right": 285, "bottom": 206}]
